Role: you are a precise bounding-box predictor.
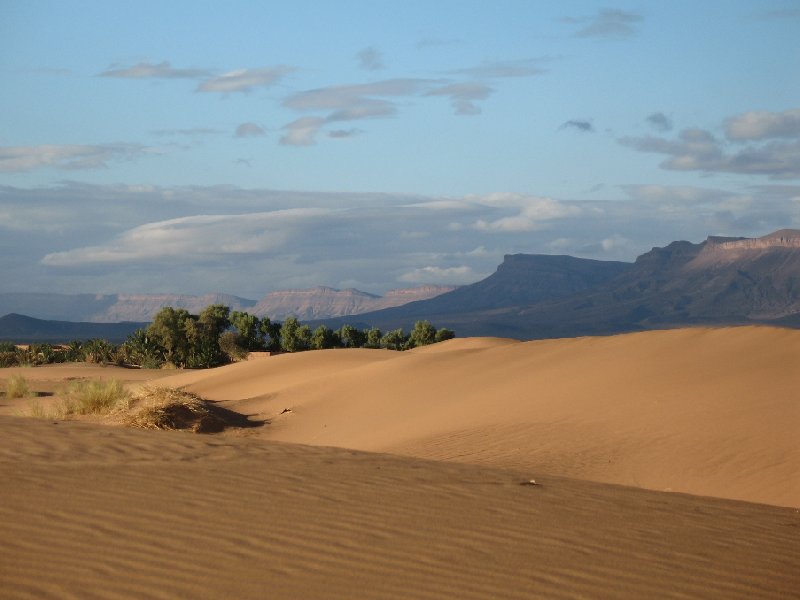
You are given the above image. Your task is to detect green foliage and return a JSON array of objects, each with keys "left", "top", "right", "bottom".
[
  {"left": 434, "top": 328, "right": 455, "bottom": 343},
  {"left": 64, "top": 340, "right": 84, "bottom": 362},
  {"left": 311, "top": 325, "right": 339, "bottom": 350},
  {"left": 280, "top": 317, "right": 311, "bottom": 352},
  {"left": 218, "top": 331, "right": 249, "bottom": 361},
  {"left": 364, "top": 327, "right": 383, "bottom": 349},
  {"left": 121, "top": 329, "right": 164, "bottom": 368},
  {"left": 147, "top": 307, "right": 193, "bottom": 367},
  {"left": 199, "top": 304, "right": 231, "bottom": 338},
  {"left": 81, "top": 339, "right": 116, "bottom": 364},
  {"left": 259, "top": 317, "right": 282, "bottom": 352},
  {"left": 31, "top": 343, "right": 65, "bottom": 365},
  {"left": 380, "top": 328, "right": 408, "bottom": 350},
  {"left": 230, "top": 311, "right": 264, "bottom": 350},
  {"left": 338, "top": 324, "right": 367, "bottom": 348},
  {"left": 408, "top": 320, "right": 437, "bottom": 348},
  {"left": 2, "top": 303, "right": 456, "bottom": 371}
]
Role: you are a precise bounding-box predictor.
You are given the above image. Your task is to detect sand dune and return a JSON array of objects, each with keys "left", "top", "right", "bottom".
[
  {"left": 2, "top": 417, "right": 798, "bottom": 600},
  {"left": 163, "top": 326, "right": 800, "bottom": 507},
  {"left": 2, "top": 326, "right": 799, "bottom": 598}
]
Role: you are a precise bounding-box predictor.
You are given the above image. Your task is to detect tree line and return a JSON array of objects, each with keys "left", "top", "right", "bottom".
[{"left": 0, "top": 304, "right": 454, "bottom": 369}]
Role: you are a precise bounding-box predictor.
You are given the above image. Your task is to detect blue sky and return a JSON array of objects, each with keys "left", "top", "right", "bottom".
[{"left": 1, "top": 1, "right": 799, "bottom": 298}]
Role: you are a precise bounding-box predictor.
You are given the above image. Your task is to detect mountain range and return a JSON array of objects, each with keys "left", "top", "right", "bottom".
[
  {"left": 317, "top": 229, "right": 800, "bottom": 338},
  {"left": 0, "top": 286, "right": 455, "bottom": 323},
  {"left": 3, "top": 229, "right": 800, "bottom": 342}
]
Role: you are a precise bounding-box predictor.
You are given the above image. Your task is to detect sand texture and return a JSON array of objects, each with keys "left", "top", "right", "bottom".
[
  {"left": 163, "top": 326, "right": 800, "bottom": 507},
  {"left": 2, "top": 326, "right": 799, "bottom": 598}
]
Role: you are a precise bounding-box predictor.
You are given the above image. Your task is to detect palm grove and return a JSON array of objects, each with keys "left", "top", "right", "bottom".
[{"left": 0, "top": 304, "right": 454, "bottom": 368}]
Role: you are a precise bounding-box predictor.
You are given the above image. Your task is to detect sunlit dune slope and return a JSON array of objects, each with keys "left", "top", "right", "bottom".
[
  {"left": 1, "top": 417, "right": 798, "bottom": 600},
  {"left": 172, "top": 327, "right": 799, "bottom": 507}
]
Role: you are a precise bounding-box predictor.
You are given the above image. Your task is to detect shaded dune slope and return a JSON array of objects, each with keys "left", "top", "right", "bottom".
[{"left": 162, "top": 327, "right": 800, "bottom": 507}]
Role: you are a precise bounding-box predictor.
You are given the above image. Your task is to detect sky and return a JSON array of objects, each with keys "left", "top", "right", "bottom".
[{"left": 1, "top": 0, "right": 799, "bottom": 299}]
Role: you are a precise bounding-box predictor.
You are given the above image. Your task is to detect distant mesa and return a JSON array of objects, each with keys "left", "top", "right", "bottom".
[
  {"left": 0, "top": 285, "right": 456, "bottom": 325},
  {"left": 252, "top": 285, "right": 457, "bottom": 320},
  {"left": 316, "top": 229, "right": 800, "bottom": 339},
  {"left": 3, "top": 229, "right": 800, "bottom": 342}
]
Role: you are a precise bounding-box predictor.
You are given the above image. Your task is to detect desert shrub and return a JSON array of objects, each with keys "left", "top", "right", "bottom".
[
  {"left": 0, "top": 351, "right": 18, "bottom": 367},
  {"left": 126, "top": 386, "right": 228, "bottom": 433},
  {"left": 25, "top": 399, "right": 49, "bottom": 418},
  {"left": 4, "top": 375, "right": 31, "bottom": 398},
  {"left": 28, "top": 343, "right": 61, "bottom": 365},
  {"left": 14, "top": 347, "right": 34, "bottom": 366},
  {"left": 63, "top": 379, "right": 130, "bottom": 415}
]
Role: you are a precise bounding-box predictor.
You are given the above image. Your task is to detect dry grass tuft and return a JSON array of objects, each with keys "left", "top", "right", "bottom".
[
  {"left": 5, "top": 375, "right": 31, "bottom": 399},
  {"left": 125, "top": 386, "right": 231, "bottom": 433},
  {"left": 64, "top": 379, "right": 131, "bottom": 415}
]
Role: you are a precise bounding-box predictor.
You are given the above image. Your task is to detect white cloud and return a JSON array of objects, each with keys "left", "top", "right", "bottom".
[
  {"left": 280, "top": 117, "right": 327, "bottom": 146},
  {"left": 425, "top": 83, "right": 493, "bottom": 115},
  {"left": 99, "top": 61, "right": 211, "bottom": 79},
  {"left": 725, "top": 109, "right": 800, "bottom": 141},
  {"left": 0, "top": 143, "right": 148, "bottom": 172},
  {"left": 601, "top": 234, "right": 630, "bottom": 251},
  {"left": 197, "top": 66, "right": 294, "bottom": 93},
  {"left": 452, "top": 59, "right": 547, "bottom": 79},
  {"left": 235, "top": 122, "right": 266, "bottom": 138},
  {"left": 471, "top": 194, "right": 582, "bottom": 231},
  {"left": 620, "top": 126, "right": 800, "bottom": 179},
  {"left": 398, "top": 265, "right": 477, "bottom": 284},
  {"left": 562, "top": 8, "right": 644, "bottom": 39},
  {"left": 5, "top": 182, "right": 797, "bottom": 298},
  {"left": 284, "top": 79, "right": 432, "bottom": 111},
  {"left": 41, "top": 208, "right": 333, "bottom": 266}
]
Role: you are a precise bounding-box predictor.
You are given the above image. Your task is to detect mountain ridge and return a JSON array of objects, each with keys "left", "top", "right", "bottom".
[
  {"left": 3, "top": 229, "right": 799, "bottom": 342},
  {"left": 316, "top": 229, "right": 800, "bottom": 338},
  {"left": 0, "top": 285, "right": 456, "bottom": 323}
]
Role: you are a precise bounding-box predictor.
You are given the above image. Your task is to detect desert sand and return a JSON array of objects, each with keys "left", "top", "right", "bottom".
[{"left": 1, "top": 326, "right": 799, "bottom": 598}]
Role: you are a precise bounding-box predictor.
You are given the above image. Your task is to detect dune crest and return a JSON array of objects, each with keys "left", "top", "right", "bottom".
[{"left": 166, "top": 326, "right": 800, "bottom": 507}]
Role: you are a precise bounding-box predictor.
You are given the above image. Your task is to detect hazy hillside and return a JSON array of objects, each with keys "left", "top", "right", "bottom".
[
  {"left": 5, "top": 230, "right": 800, "bottom": 341},
  {"left": 0, "top": 314, "right": 145, "bottom": 343},
  {"left": 319, "top": 229, "right": 800, "bottom": 339},
  {"left": 252, "top": 285, "right": 457, "bottom": 320},
  {"left": 0, "top": 286, "right": 456, "bottom": 324},
  {"left": 0, "top": 293, "right": 256, "bottom": 323}
]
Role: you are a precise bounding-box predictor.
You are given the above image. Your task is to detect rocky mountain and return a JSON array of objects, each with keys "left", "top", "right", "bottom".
[
  {"left": 5, "top": 230, "right": 799, "bottom": 342},
  {"left": 0, "top": 293, "right": 256, "bottom": 323},
  {"left": 252, "top": 285, "right": 457, "bottom": 320},
  {"left": 90, "top": 294, "right": 257, "bottom": 323},
  {"left": 0, "top": 286, "right": 454, "bottom": 324},
  {"left": 318, "top": 229, "right": 800, "bottom": 339}
]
